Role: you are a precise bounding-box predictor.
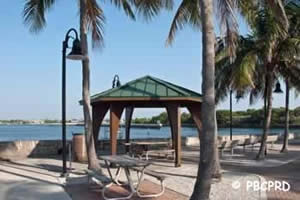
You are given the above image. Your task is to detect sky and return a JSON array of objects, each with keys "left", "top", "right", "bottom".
[{"left": 0, "top": 0, "right": 299, "bottom": 120}]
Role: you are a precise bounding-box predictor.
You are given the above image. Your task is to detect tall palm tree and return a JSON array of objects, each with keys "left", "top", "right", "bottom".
[
  {"left": 23, "top": 0, "right": 173, "bottom": 170},
  {"left": 167, "top": 0, "right": 288, "bottom": 198},
  {"left": 280, "top": 1, "right": 300, "bottom": 152},
  {"left": 166, "top": 0, "right": 240, "bottom": 184},
  {"left": 215, "top": 1, "right": 300, "bottom": 160},
  {"left": 249, "top": 1, "right": 299, "bottom": 159}
]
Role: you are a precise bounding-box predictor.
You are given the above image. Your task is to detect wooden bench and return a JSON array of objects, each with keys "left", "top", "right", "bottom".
[{"left": 130, "top": 167, "right": 166, "bottom": 198}]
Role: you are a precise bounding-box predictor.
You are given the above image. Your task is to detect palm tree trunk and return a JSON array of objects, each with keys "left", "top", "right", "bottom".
[
  {"left": 190, "top": 0, "right": 215, "bottom": 199},
  {"left": 80, "top": 0, "right": 102, "bottom": 171},
  {"left": 256, "top": 69, "right": 273, "bottom": 160},
  {"left": 281, "top": 79, "right": 289, "bottom": 153}
]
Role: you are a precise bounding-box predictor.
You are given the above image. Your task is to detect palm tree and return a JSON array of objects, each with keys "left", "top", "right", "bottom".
[
  {"left": 251, "top": 2, "right": 299, "bottom": 159},
  {"left": 215, "top": 1, "right": 300, "bottom": 160},
  {"left": 166, "top": 0, "right": 240, "bottom": 185},
  {"left": 23, "top": 0, "right": 173, "bottom": 170},
  {"left": 167, "top": 0, "right": 289, "bottom": 198},
  {"left": 280, "top": 1, "right": 300, "bottom": 152}
]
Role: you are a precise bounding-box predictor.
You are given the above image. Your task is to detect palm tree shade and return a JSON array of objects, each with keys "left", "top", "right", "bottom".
[{"left": 274, "top": 81, "right": 284, "bottom": 93}]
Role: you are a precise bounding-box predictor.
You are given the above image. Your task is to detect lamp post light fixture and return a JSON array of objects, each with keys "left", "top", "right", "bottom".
[
  {"left": 112, "top": 75, "right": 121, "bottom": 88},
  {"left": 61, "top": 28, "right": 85, "bottom": 177},
  {"left": 274, "top": 81, "right": 283, "bottom": 93}
]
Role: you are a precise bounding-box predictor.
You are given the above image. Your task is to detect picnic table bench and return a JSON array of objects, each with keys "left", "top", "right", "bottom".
[
  {"left": 86, "top": 155, "right": 166, "bottom": 199},
  {"left": 130, "top": 166, "right": 167, "bottom": 198},
  {"left": 85, "top": 169, "right": 111, "bottom": 185},
  {"left": 85, "top": 169, "right": 114, "bottom": 200},
  {"left": 130, "top": 141, "right": 174, "bottom": 160}
]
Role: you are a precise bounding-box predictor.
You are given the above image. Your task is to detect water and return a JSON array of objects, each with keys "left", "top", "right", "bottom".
[{"left": 0, "top": 125, "right": 299, "bottom": 141}]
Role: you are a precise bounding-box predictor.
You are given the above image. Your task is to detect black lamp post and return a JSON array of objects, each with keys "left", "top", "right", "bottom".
[
  {"left": 61, "top": 28, "right": 85, "bottom": 177},
  {"left": 229, "top": 90, "right": 243, "bottom": 141},
  {"left": 229, "top": 90, "right": 233, "bottom": 140}
]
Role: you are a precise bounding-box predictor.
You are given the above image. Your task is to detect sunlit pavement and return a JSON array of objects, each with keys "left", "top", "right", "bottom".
[
  {"left": 0, "top": 143, "right": 299, "bottom": 200},
  {"left": 0, "top": 160, "right": 71, "bottom": 200}
]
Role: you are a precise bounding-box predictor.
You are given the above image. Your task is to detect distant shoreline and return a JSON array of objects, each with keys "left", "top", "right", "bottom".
[{"left": 1, "top": 123, "right": 300, "bottom": 129}]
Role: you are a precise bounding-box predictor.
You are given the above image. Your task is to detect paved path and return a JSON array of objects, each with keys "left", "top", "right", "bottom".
[
  {"left": 66, "top": 147, "right": 267, "bottom": 200},
  {"left": 0, "top": 143, "right": 299, "bottom": 200},
  {"left": 0, "top": 160, "right": 71, "bottom": 200},
  {"left": 222, "top": 144, "right": 300, "bottom": 200}
]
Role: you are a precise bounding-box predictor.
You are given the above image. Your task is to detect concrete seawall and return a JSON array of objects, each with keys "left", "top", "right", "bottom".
[
  {"left": 0, "top": 133, "right": 297, "bottom": 161},
  {"left": 0, "top": 138, "right": 173, "bottom": 161}
]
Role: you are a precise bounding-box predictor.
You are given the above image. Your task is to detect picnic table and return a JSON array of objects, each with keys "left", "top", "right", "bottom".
[
  {"left": 130, "top": 141, "right": 174, "bottom": 160},
  {"left": 99, "top": 155, "right": 153, "bottom": 199}
]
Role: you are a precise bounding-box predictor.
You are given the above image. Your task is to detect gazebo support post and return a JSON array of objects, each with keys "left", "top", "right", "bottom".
[
  {"left": 187, "top": 104, "right": 202, "bottom": 139},
  {"left": 167, "top": 104, "right": 182, "bottom": 167},
  {"left": 92, "top": 104, "right": 109, "bottom": 149},
  {"left": 110, "top": 105, "right": 124, "bottom": 155},
  {"left": 125, "top": 106, "right": 134, "bottom": 153},
  {"left": 166, "top": 107, "right": 175, "bottom": 149}
]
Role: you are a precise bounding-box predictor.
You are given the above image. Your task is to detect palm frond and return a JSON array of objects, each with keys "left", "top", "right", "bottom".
[
  {"left": 236, "top": 0, "right": 259, "bottom": 29},
  {"left": 166, "top": 0, "right": 200, "bottom": 46},
  {"left": 249, "top": 63, "right": 265, "bottom": 105},
  {"left": 131, "top": 0, "right": 173, "bottom": 21},
  {"left": 215, "top": 56, "right": 232, "bottom": 104},
  {"left": 278, "top": 62, "right": 300, "bottom": 91},
  {"left": 23, "top": 0, "right": 56, "bottom": 33},
  {"left": 86, "top": 0, "right": 105, "bottom": 48},
  {"left": 231, "top": 50, "right": 257, "bottom": 90},
  {"left": 110, "top": 0, "right": 135, "bottom": 20},
  {"left": 265, "top": 0, "right": 289, "bottom": 32},
  {"left": 276, "top": 37, "right": 300, "bottom": 62},
  {"left": 215, "top": 35, "right": 261, "bottom": 104},
  {"left": 216, "top": 0, "right": 240, "bottom": 59}
]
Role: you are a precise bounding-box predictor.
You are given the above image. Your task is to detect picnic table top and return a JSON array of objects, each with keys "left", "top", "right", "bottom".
[
  {"left": 99, "top": 155, "right": 150, "bottom": 167},
  {"left": 131, "top": 141, "right": 170, "bottom": 145}
]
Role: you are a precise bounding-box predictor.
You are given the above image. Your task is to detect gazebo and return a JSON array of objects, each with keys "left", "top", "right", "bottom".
[{"left": 91, "top": 75, "right": 203, "bottom": 167}]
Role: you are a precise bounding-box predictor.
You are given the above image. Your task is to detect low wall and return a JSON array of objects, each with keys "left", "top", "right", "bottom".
[
  {"left": 0, "top": 133, "right": 296, "bottom": 160},
  {"left": 184, "top": 133, "right": 296, "bottom": 146},
  {"left": 294, "top": 132, "right": 300, "bottom": 139},
  {"left": 0, "top": 140, "right": 63, "bottom": 161},
  {"left": 0, "top": 138, "right": 174, "bottom": 161}
]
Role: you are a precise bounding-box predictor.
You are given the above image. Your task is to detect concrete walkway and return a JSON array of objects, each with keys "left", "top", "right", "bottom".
[
  {"left": 65, "top": 147, "right": 267, "bottom": 200},
  {"left": 0, "top": 159, "right": 71, "bottom": 200},
  {"left": 0, "top": 143, "right": 299, "bottom": 200}
]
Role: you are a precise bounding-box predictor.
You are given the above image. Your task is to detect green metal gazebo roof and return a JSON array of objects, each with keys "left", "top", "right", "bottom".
[{"left": 90, "top": 75, "right": 202, "bottom": 103}]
